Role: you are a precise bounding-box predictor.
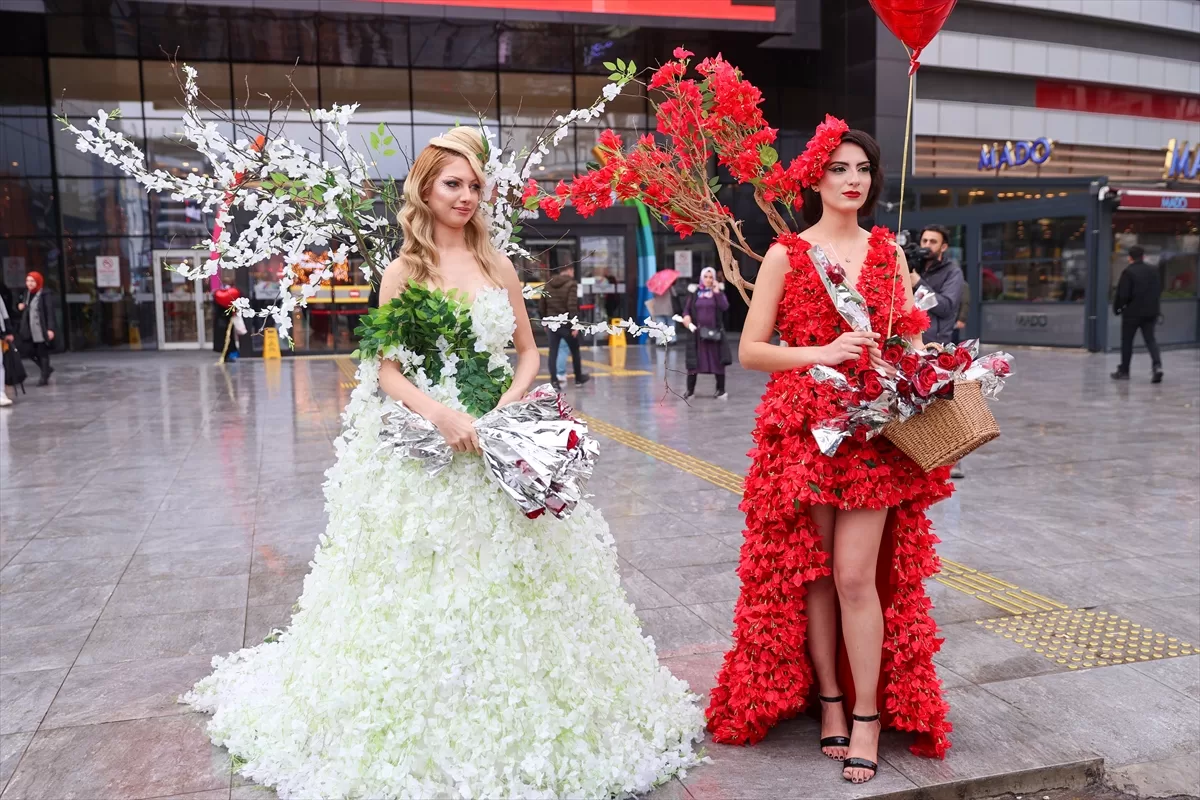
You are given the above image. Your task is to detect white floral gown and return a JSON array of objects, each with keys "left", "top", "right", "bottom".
[{"left": 182, "top": 287, "right": 705, "bottom": 800}]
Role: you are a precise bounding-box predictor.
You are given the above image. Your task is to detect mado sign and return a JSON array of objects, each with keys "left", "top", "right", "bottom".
[{"left": 978, "top": 138, "right": 1053, "bottom": 172}]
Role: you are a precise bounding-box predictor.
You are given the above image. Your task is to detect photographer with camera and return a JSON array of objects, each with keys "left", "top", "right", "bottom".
[{"left": 907, "top": 225, "right": 964, "bottom": 347}]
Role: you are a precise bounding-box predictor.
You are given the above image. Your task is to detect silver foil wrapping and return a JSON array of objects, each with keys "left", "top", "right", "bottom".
[
  {"left": 913, "top": 284, "right": 939, "bottom": 312},
  {"left": 378, "top": 384, "right": 599, "bottom": 520},
  {"left": 808, "top": 245, "right": 873, "bottom": 332}
]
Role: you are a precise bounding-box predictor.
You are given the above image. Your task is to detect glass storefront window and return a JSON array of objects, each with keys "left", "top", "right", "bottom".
[
  {"left": 230, "top": 11, "right": 318, "bottom": 64},
  {"left": 58, "top": 178, "right": 149, "bottom": 238},
  {"left": 0, "top": 58, "right": 47, "bottom": 117},
  {"left": 49, "top": 58, "right": 142, "bottom": 118},
  {"left": 0, "top": 179, "right": 58, "bottom": 238},
  {"left": 143, "top": 60, "right": 232, "bottom": 117},
  {"left": 575, "top": 28, "right": 646, "bottom": 75},
  {"left": 958, "top": 188, "right": 995, "bottom": 206},
  {"left": 138, "top": 5, "right": 230, "bottom": 61},
  {"left": 320, "top": 66, "right": 411, "bottom": 122},
  {"left": 411, "top": 70, "right": 497, "bottom": 126},
  {"left": 579, "top": 235, "right": 627, "bottom": 322},
  {"left": 500, "top": 73, "right": 573, "bottom": 127},
  {"left": 47, "top": 13, "right": 138, "bottom": 57},
  {"left": 1112, "top": 213, "right": 1200, "bottom": 300},
  {"left": 318, "top": 15, "right": 408, "bottom": 68},
  {"left": 62, "top": 235, "right": 155, "bottom": 349},
  {"left": 410, "top": 21, "right": 498, "bottom": 70},
  {"left": 233, "top": 64, "right": 319, "bottom": 120},
  {"left": 981, "top": 217, "right": 1088, "bottom": 302},
  {"left": 1, "top": 119, "right": 53, "bottom": 178},
  {"left": 919, "top": 188, "right": 953, "bottom": 209},
  {"left": 498, "top": 24, "right": 575, "bottom": 73}
]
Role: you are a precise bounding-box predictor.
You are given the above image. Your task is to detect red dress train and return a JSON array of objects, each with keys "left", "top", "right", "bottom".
[{"left": 705, "top": 227, "right": 953, "bottom": 759}]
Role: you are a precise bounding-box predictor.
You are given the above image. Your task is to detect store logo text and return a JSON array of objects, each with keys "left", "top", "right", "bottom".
[
  {"left": 1163, "top": 139, "right": 1199, "bottom": 180},
  {"left": 978, "top": 138, "right": 1053, "bottom": 172}
]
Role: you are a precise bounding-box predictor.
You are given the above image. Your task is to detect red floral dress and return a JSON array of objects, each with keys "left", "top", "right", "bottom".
[{"left": 705, "top": 227, "right": 953, "bottom": 759}]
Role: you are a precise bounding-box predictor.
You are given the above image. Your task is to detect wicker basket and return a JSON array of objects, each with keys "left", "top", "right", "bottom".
[{"left": 884, "top": 380, "right": 1000, "bottom": 471}]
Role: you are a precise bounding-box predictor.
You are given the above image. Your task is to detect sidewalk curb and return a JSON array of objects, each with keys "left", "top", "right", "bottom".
[{"left": 869, "top": 758, "right": 1105, "bottom": 800}]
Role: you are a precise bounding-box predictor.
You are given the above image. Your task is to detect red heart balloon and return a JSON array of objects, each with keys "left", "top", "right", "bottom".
[
  {"left": 214, "top": 287, "right": 240, "bottom": 308},
  {"left": 869, "top": 0, "right": 958, "bottom": 72}
]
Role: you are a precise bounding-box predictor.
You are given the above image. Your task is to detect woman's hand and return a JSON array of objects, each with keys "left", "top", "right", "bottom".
[
  {"left": 47, "top": 330, "right": 54, "bottom": 342},
  {"left": 867, "top": 341, "right": 897, "bottom": 377},
  {"left": 429, "top": 405, "right": 481, "bottom": 455},
  {"left": 17, "top": 303, "right": 24, "bottom": 312},
  {"left": 682, "top": 315, "right": 692, "bottom": 328},
  {"left": 494, "top": 388, "right": 525, "bottom": 409},
  {"left": 817, "top": 331, "right": 879, "bottom": 366}
]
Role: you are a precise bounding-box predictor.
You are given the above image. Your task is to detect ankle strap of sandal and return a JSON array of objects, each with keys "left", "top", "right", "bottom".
[
  {"left": 852, "top": 712, "right": 880, "bottom": 722},
  {"left": 818, "top": 694, "right": 844, "bottom": 703}
]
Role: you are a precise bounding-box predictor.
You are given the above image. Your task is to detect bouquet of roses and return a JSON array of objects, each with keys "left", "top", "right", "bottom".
[
  {"left": 377, "top": 384, "right": 599, "bottom": 520},
  {"left": 806, "top": 245, "right": 1013, "bottom": 457}
]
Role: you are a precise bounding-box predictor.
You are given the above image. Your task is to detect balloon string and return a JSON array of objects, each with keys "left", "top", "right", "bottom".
[{"left": 888, "top": 61, "right": 916, "bottom": 341}]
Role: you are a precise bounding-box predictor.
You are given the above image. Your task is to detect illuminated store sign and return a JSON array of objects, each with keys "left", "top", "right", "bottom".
[
  {"left": 375, "top": 0, "right": 777, "bottom": 22},
  {"left": 978, "top": 138, "right": 1053, "bottom": 172},
  {"left": 1163, "top": 139, "right": 1199, "bottom": 180}
]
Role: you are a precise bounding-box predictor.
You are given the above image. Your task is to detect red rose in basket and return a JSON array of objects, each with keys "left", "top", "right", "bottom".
[
  {"left": 912, "top": 363, "right": 940, "bottom": 397},
  {"left": 936, "top": 351, "right": 958, "bottom": 371},
  {"left": 899, "top": 352, "right": 921, "bottom": 377},
  {"left": 882, "top": 343, "right": 905, "bottom": 366},
  {"left": 955, "top": 347, "right": 973, "bottom": 370},
  {"left": 860, "top": 370, "right": 885, "bottom": 402}
]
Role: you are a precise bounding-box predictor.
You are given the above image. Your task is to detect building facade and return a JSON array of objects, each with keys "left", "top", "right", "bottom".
[{"left": 893, "top": 0, "right": 1200, "bottom": 351}]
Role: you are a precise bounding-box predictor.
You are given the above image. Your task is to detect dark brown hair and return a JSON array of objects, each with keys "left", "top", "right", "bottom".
[{"left": 800, "top": 129, "right": 884, "bottom": 227}]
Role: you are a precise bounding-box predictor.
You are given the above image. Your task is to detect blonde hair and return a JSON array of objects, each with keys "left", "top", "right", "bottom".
[{"left": 398, "top": 126, "right": 506, "bottom": 288}]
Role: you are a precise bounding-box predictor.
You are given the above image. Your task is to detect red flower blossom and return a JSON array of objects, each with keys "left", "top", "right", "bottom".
[
  {"left": 796, "top": 114, "right": 850, "bottom": 188},
  {"left": 648, "top": 60, "right": 687, "bottom": 90},
  {"left": 912, "top": 363, "right": 939, "bottom": 397},
  {"left": 673, "top": 46, "right": 694, "bottom": 59},
  {"left": 955, "top": 347, "right": 973, "bottom": 370},
  {"left": 538, "top": 195, "right": 564, "bottom": 221},
  {"left": 861, "top": 370, "right": 884, "bottom": 401},
  {"left": 519, "top": 178, "right": 538, "bottom": 206},
  {"left": 883, "top": 343, "right": 906, "bottom": 366},
  {"left": 597, "top": 129, "right": 623, "bottom": 152},
  {"left": 936, "top": 351, "right": 958, "bottom": 371},
  {"left": 899, "top": 352, "right": 921, "bottom": 376}
]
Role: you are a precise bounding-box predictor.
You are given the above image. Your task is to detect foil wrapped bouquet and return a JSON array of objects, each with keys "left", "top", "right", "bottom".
[
  {"left": 378, "top": 385, "right": 599, "bottom": 520},
  {"left": 805, "top": 244, "right": 1014, "bottom": 458}
]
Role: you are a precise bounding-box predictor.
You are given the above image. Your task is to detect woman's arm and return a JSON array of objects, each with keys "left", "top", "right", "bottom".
[
  {"left": 375, "top": 259, "right": 480, "bottom": 453},
  {"left": 496, "top": 257, "right": 541, "bottom": 406},
  {"left": 739, "top": 244, "right": 878, "bottom": 373}
]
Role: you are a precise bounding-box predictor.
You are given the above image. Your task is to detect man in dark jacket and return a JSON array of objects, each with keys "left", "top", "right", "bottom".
[
  {"left": 1112, "top": 245, "right": 1163, "bottom": 383},
  {"left": 538, "top": 265, "right": 590, "bottom": 390},
  {"left": 911, "top": 225, "right": 965, "bottom": 346}
]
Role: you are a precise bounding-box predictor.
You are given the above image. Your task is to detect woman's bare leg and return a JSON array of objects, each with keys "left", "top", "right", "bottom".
[
  {"left": 833, "top": 507, "right": 889, "bottom": 782},
  {"left": 807, "top": 504, "right": 847, "bottom": 759}
]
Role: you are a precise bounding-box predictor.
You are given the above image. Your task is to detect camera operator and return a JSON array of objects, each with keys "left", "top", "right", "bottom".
[{"left": 909, "top": 225, "right": 965, "bottom": 347}]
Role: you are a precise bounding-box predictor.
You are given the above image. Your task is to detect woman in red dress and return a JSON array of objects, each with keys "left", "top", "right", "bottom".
[{"left": 705, "top": 119, "right": 952, "bottom": 783}]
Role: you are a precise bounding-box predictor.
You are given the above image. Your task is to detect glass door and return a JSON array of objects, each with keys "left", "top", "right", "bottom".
[{"left": 152, "top": 250, "right": 206, "bottom": 349}]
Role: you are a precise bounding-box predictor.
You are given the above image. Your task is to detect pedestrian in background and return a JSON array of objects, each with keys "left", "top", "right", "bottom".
[
  {"left": 538, "top": 264, "right": 590, "bottom": 391},
  {"left": 17, "top": 271, "right": 55, "bottom": 386},
  {"left": 682, "top": 267, "right": 731, "bottom": 399},
  {"left": 1112, "top": 245, "right": 1163, "bottom": 384},
  {"left": 0, "top": 293, "right": 15, "bottom": 407},
  {"left": 910, "top": 225, "right": 964, "bottom": 347}
]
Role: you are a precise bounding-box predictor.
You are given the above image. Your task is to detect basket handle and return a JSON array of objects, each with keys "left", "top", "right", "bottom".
[{"left": 886, "top": 242, "right": 902, "bottom": 341}]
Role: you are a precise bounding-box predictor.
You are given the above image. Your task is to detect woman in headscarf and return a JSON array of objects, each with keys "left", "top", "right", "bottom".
[
  {"left": 682, "top": 266, "right": 731, "bottom": 399},
  {"left": 17, "top": 271, "right": 55, "bottom": 386}
]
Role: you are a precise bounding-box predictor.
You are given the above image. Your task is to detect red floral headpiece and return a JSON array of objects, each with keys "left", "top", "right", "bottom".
[{"left": 796, "top": 114, "right": 850, "bottom": 188}]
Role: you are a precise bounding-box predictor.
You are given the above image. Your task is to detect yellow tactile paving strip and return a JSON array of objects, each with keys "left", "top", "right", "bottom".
[
  {"left": 578, "top": 415, "right": 746, "bottom": 495},
  {"left": 327, "top": 355, "right": 1196, "bottom": 672},
  {"left": 978, "top": 609, "right": 1197, "bottom": 671},
  {"left": 937, "top": 559, "right": 1069, "bottom": 615}
]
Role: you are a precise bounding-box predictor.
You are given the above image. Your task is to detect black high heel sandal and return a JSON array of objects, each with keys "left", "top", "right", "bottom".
[
  {"left": 842, "top": 712, "right": 881, "bottom": 783},
  {"left": 817, "top": 695, "right": 850, "bottom": 760}
]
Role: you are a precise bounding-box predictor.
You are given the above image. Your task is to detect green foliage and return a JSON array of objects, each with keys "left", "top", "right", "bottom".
[{"left": 353, "top": 283, "right": 511, "bottom": 416}]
